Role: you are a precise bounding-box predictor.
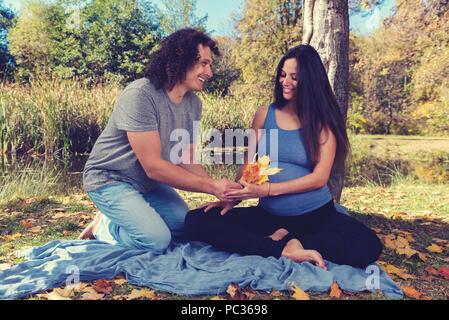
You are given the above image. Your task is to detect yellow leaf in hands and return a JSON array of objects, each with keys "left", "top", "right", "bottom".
[{"left": 240, "top": 154, "right": 282, "bottom": 185}]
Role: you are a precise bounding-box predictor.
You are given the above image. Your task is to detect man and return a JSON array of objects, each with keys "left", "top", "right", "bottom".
[{"left": 79, "top": 29, "right": 241, "bottom": 252}]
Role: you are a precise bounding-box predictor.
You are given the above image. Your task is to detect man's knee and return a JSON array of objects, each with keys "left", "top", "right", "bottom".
[{"left": 128, "top": 227, "right": 172, "bottom": 253}]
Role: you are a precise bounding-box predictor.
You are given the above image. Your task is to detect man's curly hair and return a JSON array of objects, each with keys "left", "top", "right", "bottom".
[{"left": 145, "top": 29, "right": 220, "bottom": 90}]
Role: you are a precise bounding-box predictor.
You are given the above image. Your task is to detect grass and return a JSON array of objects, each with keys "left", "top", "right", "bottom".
[{"left": 1, "top": 134, "right": 449, "bottom": 300}]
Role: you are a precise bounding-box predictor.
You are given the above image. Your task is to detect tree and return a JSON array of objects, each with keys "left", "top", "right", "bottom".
[
  {"left": 7, "top": 0, "right": 160, "bottom": 83},
  {"left": 231, "top": 0, "right": 303, "bottom": 103},
  {"left": 7, "top": 1, "right": 58, "bottom": 78},
  {"left": 77, "top": 0, "right": 160, "bottom": 83},
  {"left": 351, "top": 0, "right": 449, "bottom": 136},
  {"left": 302, "top": 0, "right": 349, "bottom": 202},
  {"left": 158, "top": 0, "right": 207, "bottom": 36},
  {"left": 204, "top": 35, "right": 240, "bottom": 96},
  {"left": 0, "top": 0, "right": 15, "bottom": 73}
]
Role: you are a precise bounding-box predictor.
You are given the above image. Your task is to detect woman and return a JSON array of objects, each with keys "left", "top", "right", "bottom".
[{"left": 185, "top": 45, "right": 382, "bottom": 269}]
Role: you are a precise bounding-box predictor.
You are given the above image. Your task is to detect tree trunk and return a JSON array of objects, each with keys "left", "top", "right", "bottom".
[{"left": 302, "top": 0, "right": 349, "bottom": 203}]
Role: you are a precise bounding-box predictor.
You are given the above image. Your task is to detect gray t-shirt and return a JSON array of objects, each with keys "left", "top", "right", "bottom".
[{"left": 83, "top": 78, "right": 202, "bottom": 194}]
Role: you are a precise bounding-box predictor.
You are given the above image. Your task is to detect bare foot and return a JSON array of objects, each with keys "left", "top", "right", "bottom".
[
  {"left": 268, "top": 228, "right": 289, "bottom": 241},
  {"left": 281, "top": 238, "right": 327, "bottom": 270},
  {"left": 78, "top": 211, "right": 102, "bottom": 240}
]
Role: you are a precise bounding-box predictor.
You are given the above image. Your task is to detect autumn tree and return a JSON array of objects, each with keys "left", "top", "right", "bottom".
[
  {"left": 230, "top": 0, "right": 303, "bottom": 103},
  {"left": 7, "top": 1, "right": 58, "bottom": 78},
  {"left": 352, "top": 0, "right": 449, "bottom": 136}
]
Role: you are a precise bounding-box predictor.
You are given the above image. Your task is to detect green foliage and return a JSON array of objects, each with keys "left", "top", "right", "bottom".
[
  {"left": 230, "top": 0, "right": 302, "bottom": 103},
  {"left": 157, "top": 0, "right": 207, "bottom": 36},
  {"left": 204, "top": 36, "right": 241, "bottom": 96},
  {"left": 7, "top": 0, "right": 161, "bottom": 83},
  {"left": 0, "top": 78, "right": 121, "bottom": 159},
  {"left": 0, "top": 0, "right": 15, "bottom": 73}
]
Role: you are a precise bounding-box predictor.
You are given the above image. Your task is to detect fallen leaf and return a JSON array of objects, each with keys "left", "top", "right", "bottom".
[
  {"left": 379, "top": 234, "right": 426, "bottom": 261},
  {"left": 437, "top": 267, "right": 449, "bottom": 280},
  {"left": 401, "top": 285, "right": 430, "bottom": 300},
  {"left": 270, "top": 289, "right": 282, "bottom": 297},
  {"left": 425, "top": 265, "right": 439, "bottom": 276},
  {"left": 93, "top": 279, "right": 115, "bottom": 295},
  {"left": 426, "top": 243, "right": 443, "bottom": 253},
  {"left": 227, "top": 283, "right": 245, "bottom": 300},
  {"left": 81, "top": 292, "right": 104, "bottom": 300},
  {"left": 329, "top": 282, "right": 342, "bottom": 299},
  {"left": 378, "top": 262, "right": 416, "bottom": 280},
  {"left": 289, "top": 282, "right": 310, "bottom": 300},
  {"left": 112, "top": 278, "right": 127, "bottom": 286},
  {"left": 47, "top": 289, "right": 71, "bottom": 300},
  {"left": 63, "top": 230, "right": 72, "bottom": 236},
  {"left": 126, "top": 288, "right": 156, "bottom": 300},
  {"left": 29, "top": 226, "right": 42, "bottom": 233},
  {"left": 21, "top": 219, "right": 33, "bottom": 228},
  {"left": 243, "top": 288, "right": 257, "bottom": 300}
]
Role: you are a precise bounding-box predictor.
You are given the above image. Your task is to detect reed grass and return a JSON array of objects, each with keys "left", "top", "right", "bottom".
[
  {"left": 0, "top": 79, "right": 263, "bottom": 163},
  {"left": 0, "top": 78, "right": 121, "bottom": 161}
]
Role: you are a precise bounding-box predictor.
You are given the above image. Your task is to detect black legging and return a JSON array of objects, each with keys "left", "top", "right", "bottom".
[{"left": 185, "top": 201, "right": 383, "bottom": 269}]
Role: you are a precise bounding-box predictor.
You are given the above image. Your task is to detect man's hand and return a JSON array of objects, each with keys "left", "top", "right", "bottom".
[
  {"left": 212, "top": 179, "right": 243, "bottom": 201},
  {"left": 224, "top": 180, "right": 270, "bottom": 201},
  {"left": 195, "top": 200, "right": 239, "bottom": 216}
]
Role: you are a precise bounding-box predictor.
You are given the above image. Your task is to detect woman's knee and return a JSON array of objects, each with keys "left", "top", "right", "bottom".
[
  {"left": 348, "top": 232, "right": 383, "bottom": 268},
  {"left": 184, "top": 209, "right": 207, "bottom": 239}
]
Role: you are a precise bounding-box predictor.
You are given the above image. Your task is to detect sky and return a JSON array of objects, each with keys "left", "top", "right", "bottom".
[{"left": 3, "top": 0, "right": 397, "bottom": 37}]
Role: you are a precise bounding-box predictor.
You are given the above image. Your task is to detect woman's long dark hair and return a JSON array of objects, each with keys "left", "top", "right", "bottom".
[{"left": 274, "top": 44, "right": 350, "bottom": 171}]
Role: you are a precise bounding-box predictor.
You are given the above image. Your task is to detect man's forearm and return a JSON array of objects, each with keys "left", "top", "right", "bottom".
[
  {"left": 178, "top": 163, "right": 211, "bottom": 179},
  {"left": 145, "top": 159, "right": 215, "bottom": 194}
]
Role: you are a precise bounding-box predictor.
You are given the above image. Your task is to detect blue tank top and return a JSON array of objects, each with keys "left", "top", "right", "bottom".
[{"left": 258, "top": 104, "right": 332, "bottom": 216}]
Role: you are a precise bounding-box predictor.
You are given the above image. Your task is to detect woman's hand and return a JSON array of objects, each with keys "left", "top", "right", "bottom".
[
  {"left": 195, "top": 200, "right": 239, "bottom": 216},
  {"left": 224, "top": 180, "right": 270, "bottom": 201}
]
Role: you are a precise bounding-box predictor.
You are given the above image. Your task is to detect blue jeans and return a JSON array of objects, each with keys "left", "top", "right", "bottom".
[{"left": 87, "top": 182, "right": 189, "bottom": 253}]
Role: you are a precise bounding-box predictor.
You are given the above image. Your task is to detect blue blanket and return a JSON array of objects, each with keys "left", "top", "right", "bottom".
[{"left": 0, "top": 239, "right": 403, "bottom": 300}]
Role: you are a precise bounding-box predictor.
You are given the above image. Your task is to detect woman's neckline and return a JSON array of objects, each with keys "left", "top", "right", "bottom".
[{"left": 273, "top": 105, "right": 302, "bottom": 131}]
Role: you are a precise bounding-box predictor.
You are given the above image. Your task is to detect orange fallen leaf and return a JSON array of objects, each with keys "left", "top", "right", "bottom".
[
  {"left": 289, "top": 282, "right": 310, "bottom": 300},
  {"left": 401, "top": 285, "right": 429, "bottom": 300},
  {"left": 21, "top": 219, "right": 33, "bottom": 228},
  {"left": 329, "top": 282, "right": 342, "bottom": 299},
  {"left": 93, "top": 279, "right": 115, "bottom": 295}
]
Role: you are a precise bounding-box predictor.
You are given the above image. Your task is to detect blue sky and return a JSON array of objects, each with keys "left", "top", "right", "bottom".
[{"left": 3, "top": 0, "right": 396, "bottom": 36}]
